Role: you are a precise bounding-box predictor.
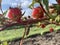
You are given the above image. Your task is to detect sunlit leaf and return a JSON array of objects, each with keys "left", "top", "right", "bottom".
[{"left": 55, "top": 26, "right": 60, "bottom": 30}]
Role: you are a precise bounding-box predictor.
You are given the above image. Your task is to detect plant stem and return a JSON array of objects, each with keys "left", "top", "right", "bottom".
[
  {"left": 20, "top": 25, "right": 27, "bottom": 45},
  {"left": 39, "top": 1, "right": 51, "bottom": 19}
]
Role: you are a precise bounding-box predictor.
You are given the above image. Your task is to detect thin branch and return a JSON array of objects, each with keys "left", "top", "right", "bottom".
[
  {"left": 0, "top": 17, "right": 48, "bottom": 31},
  {"left": 0, "top": 17, "right": 59, "bottom": 31},
  {"left": 20, "top": 26, "right": 26, "bottom": 45},
  {"left": 39, "top": 1, "right": 51, "bottom": 18}
]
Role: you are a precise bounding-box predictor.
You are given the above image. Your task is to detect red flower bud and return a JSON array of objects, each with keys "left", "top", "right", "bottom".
[
  {"left": 40, "top": 24, "right": 45, "bottom": 28},
  {"left": 32, "top": 6, "right": 44, "bottom": 19},
  {"left": 7, "top": 7, "right": 22, "bottom": 22},
  {"left": 50, "top": 28, "right": 54, "bottom": 32}
]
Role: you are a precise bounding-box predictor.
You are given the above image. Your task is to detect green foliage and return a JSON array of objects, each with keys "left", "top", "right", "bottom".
[
  {"left": 49, "top": 14, "right": 57, "bottom": 20},
  {"left": 54, "top": 4, "right": 60, "bottom": 15},
  {"left": 55, "top": 15, "right": 60, "bottom": 22},
  {"left": 0, "top": 24, "right": 60, "bottom": 42},
  {"left": 55, "top": 26, "right": 60, "bottom": 30},
  {"left": 2, "top": 41, "right": 8, "bottom": 45},
  {"left": 43, "top": 0, "right": 49, "bottom": 12},
  {"left": 54, "top": 5, "right": 60, "bottom": 11}
]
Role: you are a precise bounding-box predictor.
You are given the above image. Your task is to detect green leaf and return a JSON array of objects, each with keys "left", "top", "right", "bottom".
[
  {"left": 55, "top": 26, "right": 60, "bottom": 30},
  {"left": 49, "top": 14, "right": 57, "bottom": 19},
  {"left": 43, "top": 0, "right": 49, "bottom": 12},
  {"left": 54, "top": 4, "right": 60, "bottom": 14},
  {"left": 54, "top": 5, "right": 60, "bottom": 11},
  {"left": 55, "top": 15, "right": 60, "bottom": 23},
  {"left": 45, "top": 24, "right": 56, "bottom": 29},
  {"left": 2, "top": 41, "right": 8, "bottom": 45}
]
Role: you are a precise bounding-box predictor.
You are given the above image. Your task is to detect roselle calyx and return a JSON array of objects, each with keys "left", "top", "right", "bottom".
[
  {"left": 50, "top": 28, "right": 54, "bottom": 32},
  {"left": 6, "top": 7, "right": 24, "bottom": 23},
  {"left": 32, "top": 6, "right": 44, "bottom": 19},
  {"left": 40, "top": 24, "right": 45, "bottom": 28}
]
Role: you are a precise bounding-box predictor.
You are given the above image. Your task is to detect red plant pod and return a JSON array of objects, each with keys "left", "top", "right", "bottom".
[
  {"left": 40, "top": 24, "right": 45, "bottom": 28},
  {"left": 7, "top": 7, "right": 22, "bottom": 22},
  {"left": 56, "top": 0, "right": 60, "bottom": 5},
  {"left": 50, "top": 28, "right": 54, "bottom": 32},
  {"left": 32, "top": 6, "right": 44, "bottom": 19}
]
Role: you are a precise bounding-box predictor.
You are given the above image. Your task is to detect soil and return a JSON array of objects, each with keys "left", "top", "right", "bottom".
[{"left": 9, "top": 30, "right": 60, "bottom": 45}]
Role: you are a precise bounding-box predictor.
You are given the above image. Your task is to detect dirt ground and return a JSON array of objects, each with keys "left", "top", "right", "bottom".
[{"left": 9, "top": 30, "right": 60, "bottom": 45}]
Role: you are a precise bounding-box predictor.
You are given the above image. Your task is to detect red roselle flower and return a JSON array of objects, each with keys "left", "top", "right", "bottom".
[
  {"left": 40, "top": 24, "right": 45, "bottom": 28},
  {"left": 6, "top": 7, "right": 22, "bottom": 22},
  {"left": 50, "top": 28, "right": 54, "bottom": 32},
  {"left": 32, "top": 6, "right": 44, "bottom": 19}
]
